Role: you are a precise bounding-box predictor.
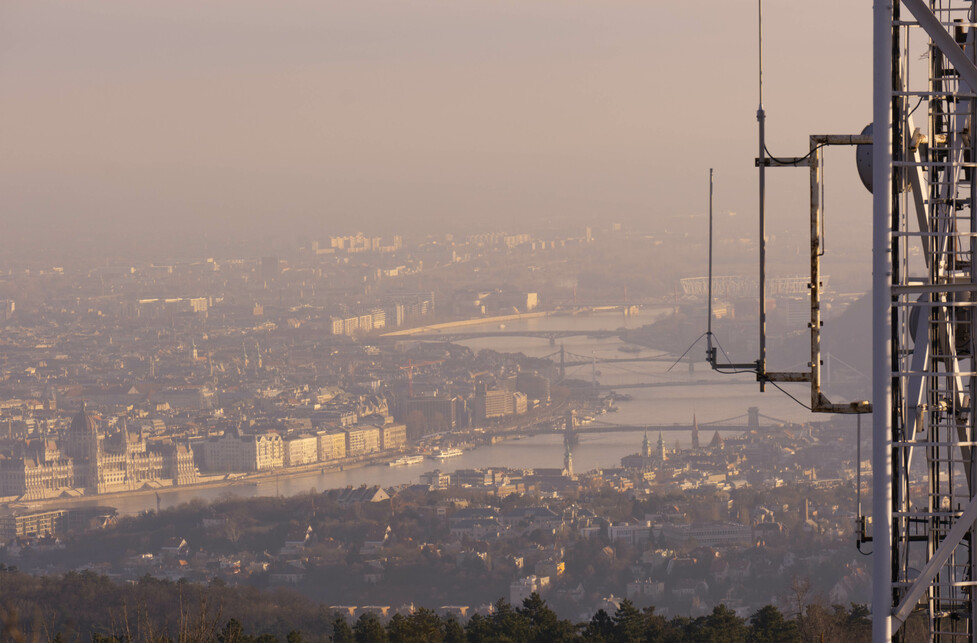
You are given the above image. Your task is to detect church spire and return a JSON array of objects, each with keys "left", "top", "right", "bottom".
[{"left": 691, "top": 414, "right": 700, "bottom": 450}]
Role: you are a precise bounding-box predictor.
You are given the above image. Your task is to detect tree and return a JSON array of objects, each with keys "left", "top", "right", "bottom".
[
  {"left": 749, "top": 605, "right": 799, "bottom": 643},
  {"left": 581, "top": 609, "right": 614, "bottom": 642},
  {"left": 401, "top": 608, "right": 444, "bottom": 643},
  {"left": 612, "top": 599, "right": 644, "bottom": 643},
  {"left": 491, "top": 598, "right": 531, "bottom": 641},
  {"left": 517, "top": 593, "right": 575, "bottom": 643},
  {"left": 843, "top": 603, "right": 871, "bottom": 641},
  {"left": 464, "top": 613, "right": 493, "bottom": 642},
  {"left": 443, "top": 616, "right": 465, "bottom": 643},
  {"left": 218, "top": 618, "right": 251, "bottom": 643},
  {"left": 353, "top": 613, "right": 388, "bottom": 643},
  {"left": 693, "top": 604, "right": 748, "bottom": 643},
  {"left": 331, "top": 615, "right": 355, "bottom": 643},
  {"left": 386, "top": 614, "right": 411, "bottom": 643}
]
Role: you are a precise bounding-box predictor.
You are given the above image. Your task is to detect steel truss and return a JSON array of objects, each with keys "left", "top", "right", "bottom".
[{"left": 875, "top": 0, "right": 977, "bottom": 639}]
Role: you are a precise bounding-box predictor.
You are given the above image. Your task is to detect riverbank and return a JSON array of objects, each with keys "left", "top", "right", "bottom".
[
  {"left": 8, "top": 409, "right": 575, "bottom": 515},
  {"left": 381, "top": 311, "right": 551, "bottom": 336},
  {"left": 9, "top": 450, "right": 400, "bottom": 513}
]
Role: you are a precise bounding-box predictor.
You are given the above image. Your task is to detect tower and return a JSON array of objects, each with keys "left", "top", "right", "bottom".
[
  {"left": 747, "top": 406, "right": 760, "bottom": 432},
  {"left": 563, "top": 441, "right": 574, "bottom": 479},
  {"left": 691, "top": 415, "right": 700, "bottom": 450},
  {"left": 655, "top": 431, "right": 666, "bottom": 463},
  {"left": 564, "top": 410, "right": 577, "bottom": 448},
  {"left": 642, "top": 431, "right": 651, "bottom": 458},
  {"left": 873, "top": 3, "right": 977, "bottom": 637}
]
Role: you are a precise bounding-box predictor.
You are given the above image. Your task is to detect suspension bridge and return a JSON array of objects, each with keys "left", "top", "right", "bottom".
[
  {"left": 396, "top": 329, "right": 622, "bottom": 343},
  {"left": 559, "top": 408, "right": 802, "bottom": 443}
]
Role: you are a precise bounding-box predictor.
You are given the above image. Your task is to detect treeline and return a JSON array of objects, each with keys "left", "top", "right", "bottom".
[
  {"left": 326, "top": 597, "right": 865, "bottom": 643},
  {"left": 0, "top": 566, "right": 880, "bottom": 642}
]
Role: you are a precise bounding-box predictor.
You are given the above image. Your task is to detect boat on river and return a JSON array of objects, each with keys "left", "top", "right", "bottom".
[
  {"left": 389, "top": 455, "right": 425, "bottom": 467},
  {"left": 430, "top": 447, "right": 464, "bottom": 461}
]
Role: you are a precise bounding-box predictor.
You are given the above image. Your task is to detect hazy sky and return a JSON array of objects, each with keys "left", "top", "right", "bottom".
[{"left": 0, "top": 1, "right": 873, "bottom": 259}]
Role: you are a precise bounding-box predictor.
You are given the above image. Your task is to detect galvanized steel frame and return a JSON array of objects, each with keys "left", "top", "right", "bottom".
[{"left": 875, "top": 0, "right": 977, "bottom": 639}]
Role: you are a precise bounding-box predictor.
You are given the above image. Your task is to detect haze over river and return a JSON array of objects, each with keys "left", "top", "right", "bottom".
[{"left": 75, "top": 310, "right": 833, "bottom": 515}]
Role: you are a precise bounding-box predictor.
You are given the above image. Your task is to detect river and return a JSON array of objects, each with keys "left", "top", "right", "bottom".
[{"left": 71, "top": 309, "right": 823, "bottom": 515}]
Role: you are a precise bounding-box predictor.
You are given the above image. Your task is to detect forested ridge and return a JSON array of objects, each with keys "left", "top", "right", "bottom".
[{"left": 0, "top": 565, "right": 884, "bottom": 642}]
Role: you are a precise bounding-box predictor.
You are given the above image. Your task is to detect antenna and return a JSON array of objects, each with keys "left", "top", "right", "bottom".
[
  {"left": 703, "top": 171, "right": 762, "bottom": 374},
  {"left": 700, "top": 1, "right": 869, "bottom": 414},
  {"left": 707, "top": 169, "right": 714, "bottom": 365},
  {"left": 757, "top": 0, "right": 767, "bottom": 391}
]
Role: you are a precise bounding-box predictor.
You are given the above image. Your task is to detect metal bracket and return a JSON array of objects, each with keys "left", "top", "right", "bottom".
[{"left": 754, "top": 134, "right": 872, "bottom": 414}]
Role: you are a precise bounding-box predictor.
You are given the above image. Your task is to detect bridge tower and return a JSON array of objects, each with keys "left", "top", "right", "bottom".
[
  {"left": 564, "top": 409, "right": 578, "bottom": 448},
  {"left": 747, "top": 407, "right": 760, "bottom": 432},
  {"left": 563, "top": 441, "right": 574, "bottom": 479}
]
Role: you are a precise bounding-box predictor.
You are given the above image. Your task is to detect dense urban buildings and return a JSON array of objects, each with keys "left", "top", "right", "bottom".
[{"left": 0, "top": 223, "right": 874, "bottom": 633}]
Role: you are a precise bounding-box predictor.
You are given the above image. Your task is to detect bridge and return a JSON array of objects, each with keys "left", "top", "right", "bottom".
[
  {"left": 402, "top": 329, "right": 622, "bottom": 342},
  {"left": 559, "top": 354, "right": 678, "bottom": 367},
  {"left": 679, "top": 275, "right": 824, "bottom": 297},
  {"left": 587, "top": 380, "right": 744, "bottom": 391},
  {"left": 549, "top": 347, "right": 733, "bottom": 388},
  {"left": 557, "top": 408, "right": 801, "bottom": 444},
  {"left": 574, "top": 423, "right": 749, "bottom": 435}
]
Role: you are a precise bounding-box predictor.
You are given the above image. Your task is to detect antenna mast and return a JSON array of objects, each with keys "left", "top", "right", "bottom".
[
  {"left": 757, "top": 0, "right": 767, "bottom": 391},
  {"left": 707, "top": 169, "right": 714, "bottom": 365}
]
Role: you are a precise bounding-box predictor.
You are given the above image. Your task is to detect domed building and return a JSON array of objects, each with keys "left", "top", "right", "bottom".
[
  {"left": 69, "top": 402, "right": 98, "bottom": 435},
  {"left": 63, "top": 403, "right": 101, "bottom": 491},
  {"left": 0, "top": 403, "right": 198, "bottom": 500}
]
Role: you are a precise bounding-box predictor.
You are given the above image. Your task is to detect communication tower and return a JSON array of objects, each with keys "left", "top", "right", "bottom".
[
  {"left": 695, "top": 0, "right": 977, "bottom": 638},
  {"left": 873, "top": 1, "right": 977, "bottom": 640},
  {"left": 703, "top": 2, "right": 977, "bottom": 638}
]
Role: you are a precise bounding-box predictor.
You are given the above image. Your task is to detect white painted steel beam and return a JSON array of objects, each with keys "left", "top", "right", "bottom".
[
  {"left": 902, "top": 0, "right": 977, "bottom": 93},
  {"left": 893, "top": 496, "right": 977, "bottom": 625},
  {"left": 872, "top": 0, "right": 893, "bottom": 639}
]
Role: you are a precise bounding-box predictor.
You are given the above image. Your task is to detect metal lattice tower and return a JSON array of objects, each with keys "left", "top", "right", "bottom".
[{"left": 875, "top": 1, "right": 977, "bottom": 639}]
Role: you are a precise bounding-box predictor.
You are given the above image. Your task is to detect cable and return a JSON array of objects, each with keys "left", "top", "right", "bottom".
[
  {"left": 763, "top": 141, "right": 829, "bottom": 166},
  {"left": 819, "top": 149, "right": 826, "bottom": 258},
  {"left": 711, "top": 335, "right": 813, "bottom": 411},
  {"left": 855, "top": 414, "right": 872, "bottom": 556},
  {"left": 764, "top": 379, "right": 812, "bottom": 411},
  {"left": 711, "top": 335, "right": 758, "bottom": 375},
  {"left": 665, "top": 332, "right": 707, "bottom": 372},
  {"left": 908, "top": 95, "right": 924, "bottom": 118}
]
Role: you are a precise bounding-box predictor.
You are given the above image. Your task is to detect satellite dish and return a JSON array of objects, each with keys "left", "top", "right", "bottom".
[
  {"left": 856, "top": 122, "right": 911, "bottom": 194},
  {"left": 855, "top": 123, "right": 873, "bottom": 193},
  {"left": 909, "top": 295, "right": 972, "bottom": 355}
]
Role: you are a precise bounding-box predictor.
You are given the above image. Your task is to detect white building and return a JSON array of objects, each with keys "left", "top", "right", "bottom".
[
  {"left": 608, "top": 521, "right": 653, "bottom": 546},
  {"left": 284, "top": 434, "right": 318, "bottom": 467},
  {"left": 317, "top": 430, "right": 347, "bottom": 461},
  {"left": 200, "top": 430, "right": 284, "bottom": 473}
]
